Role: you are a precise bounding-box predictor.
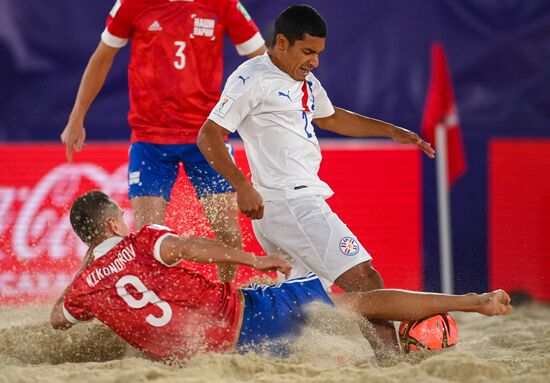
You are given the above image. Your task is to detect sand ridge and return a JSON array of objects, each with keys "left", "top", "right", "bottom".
[{"left": 0, "top": 303, "right": 549, "bottom": 383}]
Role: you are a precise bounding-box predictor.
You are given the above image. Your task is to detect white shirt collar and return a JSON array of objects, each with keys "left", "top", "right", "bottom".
[{"left": 92, "top": 236, "right": 124, "bottom": 260}]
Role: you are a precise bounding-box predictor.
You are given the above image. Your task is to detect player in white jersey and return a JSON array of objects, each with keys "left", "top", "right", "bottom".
[{"left": 197, "top": 5, "right": 435, "bottom": 358}]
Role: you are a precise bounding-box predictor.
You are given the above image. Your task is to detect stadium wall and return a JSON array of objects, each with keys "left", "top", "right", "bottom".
[{"left": 0, "top": 143, "right": 422, "bottom": 303}]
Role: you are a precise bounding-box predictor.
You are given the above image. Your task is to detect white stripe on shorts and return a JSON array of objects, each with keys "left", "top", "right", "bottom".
[{"left": 275, "top": 272, "right": 319, "bottom": 287}]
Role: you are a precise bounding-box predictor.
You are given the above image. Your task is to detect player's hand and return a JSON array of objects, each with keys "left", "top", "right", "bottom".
[
  {"left": 253, "top": 256, "right": 292, "bottom": 279},
  {"left": 392, "top": 128, "right": 435, "bottom": 159},
  {"left": 61, "top": 119, "right": 86, "bottom": 162},
  {"left": 236, "top": 181, "right": 264, "bottom": 220}
]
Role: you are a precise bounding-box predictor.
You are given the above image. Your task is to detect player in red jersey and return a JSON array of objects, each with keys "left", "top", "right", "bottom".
[
  {"left": 60, "top": 0, "right": 266, "bottom": 281},
  {"left": 51, "top": 191, "right": 512, "bottom": 361}
]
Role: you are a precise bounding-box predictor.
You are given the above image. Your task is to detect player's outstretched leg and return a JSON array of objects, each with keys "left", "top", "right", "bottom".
[{"left": 328, "top": 288, "right": 512, "bottom": 322}]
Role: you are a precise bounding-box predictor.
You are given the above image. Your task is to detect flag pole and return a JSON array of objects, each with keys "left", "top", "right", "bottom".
[{"left": 435, "top": 124, "right": 454, "bottom": 294}]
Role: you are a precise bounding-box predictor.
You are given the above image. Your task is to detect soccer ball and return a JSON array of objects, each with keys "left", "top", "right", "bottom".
[{"left": 398, "top": 313, "right": 458, "bottom": 353}]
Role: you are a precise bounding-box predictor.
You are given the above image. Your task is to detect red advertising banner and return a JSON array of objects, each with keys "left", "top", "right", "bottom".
[
  {"left": 0, "top": 145, "right": 131, "bottom": 304},
  {"left": 489, "top": 140, "right": 550, "bottom": 301},
  {"left": 0, "top": 142, "right": 422, "bottom": 303}
]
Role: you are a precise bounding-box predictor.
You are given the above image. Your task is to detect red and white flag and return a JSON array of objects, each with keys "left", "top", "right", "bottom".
[{"left": 421, "top": 43, "right": 466, "bottom": 186}]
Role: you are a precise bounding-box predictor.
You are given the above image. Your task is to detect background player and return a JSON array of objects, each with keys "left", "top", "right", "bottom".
[
  {"left": 60, "top": 0, "right": 266, "bottom": 281},
  {"left": 197, "top": 5, "right": 435, "bottom": 358},
  {"left": 50, "top": 190, "right": 512, "bottom": 361}
]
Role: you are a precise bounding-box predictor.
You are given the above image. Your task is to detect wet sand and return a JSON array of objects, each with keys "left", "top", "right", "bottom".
[{"left": 1, "top": 302, "right": 549, "bottom": 383}]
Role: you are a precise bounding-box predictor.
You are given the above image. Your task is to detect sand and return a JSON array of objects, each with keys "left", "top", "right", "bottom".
[{"left": 1, "top": 302, "right": 549, "bottom": 383}]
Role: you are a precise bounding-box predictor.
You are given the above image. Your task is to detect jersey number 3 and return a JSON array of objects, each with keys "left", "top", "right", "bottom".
[
  {"left": 116, "top": 275, "right": 173, "bottom": 327},
  {"left": 174, "top": 41, "right": 186, "bottom": 70}
]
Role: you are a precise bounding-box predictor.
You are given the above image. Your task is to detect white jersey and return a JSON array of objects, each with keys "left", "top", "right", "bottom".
[{"left": 208, "top": 53, "right": 335, "bottom": 201}]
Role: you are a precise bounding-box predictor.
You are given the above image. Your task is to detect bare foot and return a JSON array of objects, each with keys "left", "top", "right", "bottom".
[{"left": 478, "top": 290, "right": 513, "bottom": 316}]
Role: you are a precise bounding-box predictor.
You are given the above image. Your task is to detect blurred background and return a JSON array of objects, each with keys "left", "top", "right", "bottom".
[{"left": 1, "top": 0, "right": 549, "bottom": 303}]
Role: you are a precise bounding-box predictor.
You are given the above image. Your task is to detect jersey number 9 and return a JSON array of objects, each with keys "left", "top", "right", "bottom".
[{"left": 116, "top": 275, "right": 173, "bottom": 327}]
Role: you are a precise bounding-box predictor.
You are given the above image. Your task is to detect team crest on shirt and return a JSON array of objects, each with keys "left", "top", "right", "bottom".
[
  {"left": 339, "top": 237, "right": 360, "bottom": 256},
  {"left": 190, "top": 14, "right": 216, "bottom": 40},
  {"left": 213, "top": 96, "right": 234, "bottom": 117}
]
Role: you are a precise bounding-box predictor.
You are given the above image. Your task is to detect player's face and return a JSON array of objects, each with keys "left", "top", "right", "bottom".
[
  {"left": 108, "top": 201, "right": 130, "bottom": 237},
  {"left": 285, "top": 34, "right": 325, "bottom": 81}
]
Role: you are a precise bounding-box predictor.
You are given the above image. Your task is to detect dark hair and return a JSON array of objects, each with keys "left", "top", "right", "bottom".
[
  {"left": 70, "top": 190, "right": 118, "bottom": 245},
  {"left": 271, "top": 4, "right": 327, "bottom": 46}
]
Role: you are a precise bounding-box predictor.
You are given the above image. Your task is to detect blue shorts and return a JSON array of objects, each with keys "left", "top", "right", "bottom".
[
  {"left": 128, "top": 142, "right": 235, "bottom": 201},
  {"left": 237, "top": 273, "right": 334, "bottom": 356}
]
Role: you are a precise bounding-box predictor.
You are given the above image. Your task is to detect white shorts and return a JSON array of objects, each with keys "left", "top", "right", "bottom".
[{"left": 252, "top": 195, "right": 372, "bottom": 288}]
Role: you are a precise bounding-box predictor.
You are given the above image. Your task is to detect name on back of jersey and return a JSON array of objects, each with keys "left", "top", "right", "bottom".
[{"left": 85, "top": 244, "right": 136, "bottom": 287}]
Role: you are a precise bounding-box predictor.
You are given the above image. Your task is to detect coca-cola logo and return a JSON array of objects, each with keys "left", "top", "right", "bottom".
[{"left": 1, "top": 162, "right": 132, "bottom": 262}]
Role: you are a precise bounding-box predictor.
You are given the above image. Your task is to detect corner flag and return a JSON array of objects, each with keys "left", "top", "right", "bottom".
[{"left": 421, "top": 43, "right": 466, "bottom": 186}]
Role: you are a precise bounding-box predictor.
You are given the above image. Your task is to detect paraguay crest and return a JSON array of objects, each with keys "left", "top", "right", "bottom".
[{"left": 339, "top": 236, "right": 360, "bottom": 256}]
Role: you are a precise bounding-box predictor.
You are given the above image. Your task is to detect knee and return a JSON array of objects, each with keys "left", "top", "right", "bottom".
[
  {"left": 211, "top": 219, "right": 241, "bottom": 236},
  {"left": 211, "top": 222, "right": 242, "bottom": 247},
  {"left": 363, "top": 261, "right": 384, "bottom": 290},
  {"left": 217, "top": 228, "right": 242, "bottom": 242},
  {"left": 361, "top": 262, "right": 381, "bottom": 280},
  {"left": 336, "top": 261, "right": 384, "bottom": 292},
  {"left": 357, "top": 262, "right": 384, "bottom": 288}
]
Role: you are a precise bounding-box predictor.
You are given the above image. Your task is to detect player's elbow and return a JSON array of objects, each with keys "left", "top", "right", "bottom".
[
  {"left": 179, "top": 237, "right": 217, "bottom": 264},
  {"left": 313, "top": 114, "right": 336, "bottom": 133},
  {"left": 50, "top": 305, "right": 71, "bottom": 330},
  {"left": 197, "top": 127, "right": 207, "bottom": 152},
  {"left": 197, "top": 121, "right": 214, "bottom": 154},
  {"left": 198, "top": 120, "right": 229, "bottom": 151},
  {"left": 50, "top": 320, "right": 68, "bottom": 330}
]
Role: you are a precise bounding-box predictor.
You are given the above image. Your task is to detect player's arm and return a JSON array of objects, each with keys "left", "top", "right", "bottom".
[
  {"left": 314, "top": 107, "right": 435, "bottom": 158},
  {"left": 197, "top": 119, "right": 264, "bottom": 219},
  {"left": 158, "top": 235, "right": 291, "bottom": 278},
  {"left": 60, "top": 41, "right": 120, "bottom": 162},
  {"left": 50, "top": 249, "right": 95, "bottom": 330}
]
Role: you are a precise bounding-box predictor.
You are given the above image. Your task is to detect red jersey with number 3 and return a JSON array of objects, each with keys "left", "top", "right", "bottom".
[
  {"left": 63, "top": 225, "right": 242, "bottom": 360},
  {"left": 102, "top": 0, "right": 264, "bottom": 144}
]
